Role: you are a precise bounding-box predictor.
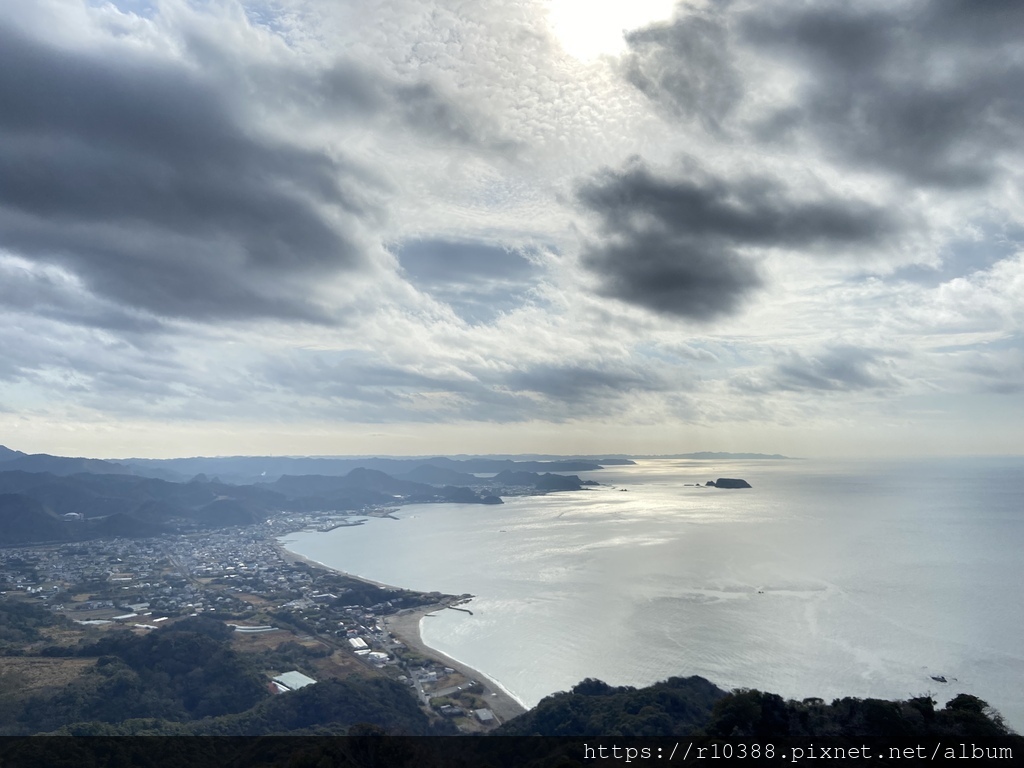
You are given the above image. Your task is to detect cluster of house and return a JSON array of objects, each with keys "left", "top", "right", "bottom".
[
  {"left": 0, "top": 530, "right": 371, "bottom": 633},
  {"left": 0, "top": 541, "right": 162, "bottom": 594}
]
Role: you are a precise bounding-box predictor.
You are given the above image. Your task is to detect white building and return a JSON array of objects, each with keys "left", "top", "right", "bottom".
[{"left": 272, "top": 671, "right": 317, "bottom": 691}]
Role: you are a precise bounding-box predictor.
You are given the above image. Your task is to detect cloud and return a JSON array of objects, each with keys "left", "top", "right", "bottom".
[
  {"left": 575, "top": 159, "right": 896, "bottom": 320},
  {"left": 0, "top": 6, "right": 515, "bottom": 326},
  {"left": 2, "top": 0, "right": 1022, "bottom": 458},
  {"left": 0, "top": 254, "right": 166, "bottom": 334},
  {"left": 249, "top": 345, "right": 673, "bottom": 425},
  {"left": 961, "top": 343, "right": 1024, "bottom": 395},
  {"left": 773, "top": 346, "right": 900, "bottom": 393},
  {"left": 619, "top": 1, "right": 1024, "bottom": 190},
  {"left": 395, "top": 239, "right": 541, "bottom": 323},
  {"left": 736, "top": 345, "right": 902, "bottom": 394},
  {"left": 0, "top": 19, "right": 380, "bottom": 322},
  {"left": 504, "top": 362, "right": 665, "bottom": 402},
  {"left": 621, "top": 7, "right": 742, "bottom": 133},
  {"left": 740, "top": 1, "right": 1024, "bottom": 188}
]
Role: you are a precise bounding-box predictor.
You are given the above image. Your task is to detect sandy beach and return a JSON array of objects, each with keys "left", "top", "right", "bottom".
[
  {"left": 383, "top": 605, "right": 527, "bottom": 723},
  {"left": 275, "top": 541, "right": 527, "bottom": 723}
]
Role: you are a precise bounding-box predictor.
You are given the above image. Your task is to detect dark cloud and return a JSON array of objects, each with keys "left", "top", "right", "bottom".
[
  {"left": 575, "top": 160, "right": 895, "bottom": 320},
  {"left": 740, "top": 2, "right": 1024, "bottom": 188},
  {"left": 0, "top": 22, "right": 379, "bottom": 322},
  {"left": 0, "top": 17, "right": 508, "bottom": 326},
  {"left": 397, "top": 240, "right": 540, "bottom": 323},
  {"left": 620, "top": 2, "right": 1024, "bottom": 190},
  {"left": 621, "top": 9, "right": 742, "bottom": 133}
]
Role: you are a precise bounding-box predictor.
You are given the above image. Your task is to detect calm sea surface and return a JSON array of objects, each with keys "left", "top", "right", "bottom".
[{"left": 280, "top": 457, "right": 1024, "bottom": 730}]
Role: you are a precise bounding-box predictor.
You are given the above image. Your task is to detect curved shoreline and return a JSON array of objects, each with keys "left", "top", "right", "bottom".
[
  {"left": 276, "top": 540, "right": 527, "bottom": 723},
  {"left": 384, "top": 606, "right": 528, "bottom": 721}
]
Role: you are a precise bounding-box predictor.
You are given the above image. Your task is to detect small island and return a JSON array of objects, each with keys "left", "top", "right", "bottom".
[{"left": 705, "top": 478, "right": 752, "bottom": 488}]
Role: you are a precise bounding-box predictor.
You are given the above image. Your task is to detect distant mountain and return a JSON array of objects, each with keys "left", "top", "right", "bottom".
[
  {"left": 491, "top": 470, "right": 584, "bottom": 491},
  {"left": 265, "top": 469, "right": 498, "bottom": 507},
  {"left": 425, "top": 457, "right": 604, "bottom": 473},
  {"left": 90, "top": 512, "right": 170, "bottom": 539},
  {"left": 0, "top": 448, "right": 606, "bottom": 544},
  {"left": 122, "top": 455, "right": 612, "bottom": 482},
  {"left": 266, "top": 469, "right": 429, "bottom": 498},
  {"left": 0, "top": 445, "right": 27, "bottom": 462},
  {"left": 0, "top": 493, "right": 69, "bottom": 544},
  {"left": 0, "top": 452, "right": 133, "bottom": 476},
  {"left": 0, "top": 493, "right": 169, "bottom": 544},
  {"left": 394, "top": 464, "right": 481, "bottom": 486},
  {"left": 129, "top": 499, "right": 189, "bottom": 524},
  {"left": 535, "top": 473, "right": 585, "bottom": 491},
  {"left": 0, "top": 470, "right": 292, "bottom": 544},
  {"left": 197, "top": 498, "right": 260, "bottom": 527},
  {"left": 0, "top": 471, "right": 209, "bottom": 519},
  {"left": 666, "top": 452, "right": 793, "bottom": 460},
  {"left": 491, "top": 470, "right": 542, "bottom": 486}
]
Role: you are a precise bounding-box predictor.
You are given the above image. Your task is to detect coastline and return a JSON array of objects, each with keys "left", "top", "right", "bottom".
[
  {"left": 275, "top": 539, "right": 527, "bottom": 723},
  {"left": 384, "top": 605, "right": 528, "bottom": 722}
]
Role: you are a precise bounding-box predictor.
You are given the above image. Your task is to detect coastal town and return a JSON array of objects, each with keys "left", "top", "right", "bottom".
[
  {"left": 0, "top": 508, "right": 525, "bottom": 732},
  {"left": 0, "top": 450, "right": 640, "bottom": 735}
]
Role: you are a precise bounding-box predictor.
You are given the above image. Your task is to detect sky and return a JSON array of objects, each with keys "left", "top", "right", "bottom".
[{"left": 1, "top": 0, "right": 1023, "bottom": 460}]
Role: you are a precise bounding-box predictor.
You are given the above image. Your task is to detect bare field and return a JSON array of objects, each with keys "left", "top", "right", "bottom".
[
  {"left": 309, "top": 649, "right": 373, "bottom": 679},
  {"left": 0, "top": 657, "right": 95, "bottom": 692},
  {"left": 234, "top": 593, "right": 273, "bottom": 607},
  {"left": 230, "top": 629, "right": 294, "bottom": 653},
  {"left": 230, "top": 630, "right": 374, "bottom": 680}
]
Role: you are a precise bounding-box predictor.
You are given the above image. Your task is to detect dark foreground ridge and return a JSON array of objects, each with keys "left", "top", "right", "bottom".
[
  {"left": 0, "top": 611, "right": 1018, "bottom": 766},
  {"left": 0, "top": 683, "right": 1018, "bottom": 767}
]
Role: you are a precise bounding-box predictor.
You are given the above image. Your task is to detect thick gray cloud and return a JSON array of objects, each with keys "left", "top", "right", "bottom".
[
  {"left": 0, "top": 256, "right": 166, "bottom": 334},
  {"left": 576, "top": 160, "right": 895, "bottom": 320},
  {"left": 0, "top": 15, "right": 506, "bottom": 324},
  {"left": 621, "top": 8, "right": 742, "bottom": 133},
  {"left": 620, "top": 2, "right": 1023, "bottom": 190},
  {"left": 0, "top": 22, "right": 372, "bottom": 321},
  {"left": 574, "top": 0, "right": 1024, "bottom": 321},
  {"left": 743, "top": 2, "right": 1024, "bottom": 188}
]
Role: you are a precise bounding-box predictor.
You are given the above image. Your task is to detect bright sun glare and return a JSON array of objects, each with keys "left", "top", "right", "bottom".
[{"left": 546, "top": 0, "right": 678, "bottom": 60}]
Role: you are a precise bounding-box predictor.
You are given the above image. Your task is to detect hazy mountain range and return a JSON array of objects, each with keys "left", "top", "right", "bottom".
[
  {"left": 0, "top": 446, "right": 790, "bottom": 545},
  {"left": 0, "top": 446, "right": 623, "bottom": 545}
]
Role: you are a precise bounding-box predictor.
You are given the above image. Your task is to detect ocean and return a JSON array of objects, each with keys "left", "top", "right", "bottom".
[{"left": 280, "top": 457, "right": 1024, "bottom": 731}]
